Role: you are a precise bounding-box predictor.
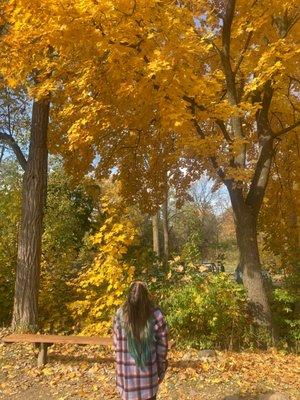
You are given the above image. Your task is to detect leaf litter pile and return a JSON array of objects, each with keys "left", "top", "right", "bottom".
[{"left": 0, "top": 330, "right": 299, "bottom": 400}]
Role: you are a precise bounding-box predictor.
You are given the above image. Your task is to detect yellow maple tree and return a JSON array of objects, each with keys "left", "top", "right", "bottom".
[
  {"left": 69, "top": 181, "right": 137, "bottom": 334},
  {"left": 1, "top": 0, "right": 299, "bottom": 327}
]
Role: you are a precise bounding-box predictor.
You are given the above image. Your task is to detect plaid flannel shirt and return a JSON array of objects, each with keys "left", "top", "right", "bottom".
[{"left": 113, "top": 308, "right": 168, "bottom": 400}]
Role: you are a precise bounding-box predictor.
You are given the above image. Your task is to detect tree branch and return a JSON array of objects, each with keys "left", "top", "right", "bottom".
[
  {"left": 220, "top": 0, "right": 247, "bottom": 167},
  {"left": 215, "top": 119, "right": 233, "bottom": 143},
  {"left": 271, "top": 111, "right": 284, "bottom": 131},
  {"left": 273, "top": 120, "right": 300, "bottom": 137},
  {"left": 0, "top": 131, "right": 27, "bottom": 170},
  {"left": 185, "top": 96, "right": 236, "bottom": 177},
  {"left": 220, "top": 0, "right": 236, "bottom": 93},
  {"left": 222, "top": 0, "right": 236, "bottom": 59},
  {"left": 192, "top": 118, "right": 226, "bottom": 182},
  {"left": 183, "top": 97, "right": 233, "bottom": 145},
  {"left": 233, "top": 31, "right": 253, "bottom": 75},
  {"left": 245, "top": 80, "right": 275, "bottom": 215},
  {"left": 182, "top": 95, "right": 205, "bottom": 111},
  {"left": 246, "top": 137, "right": 274, "bottom": 216},
  {"left": 256, "top": 80, "right": 274, "bottom": 138},
  {"left": 0, "top": 145, "right": 5, "bottom": 163}
]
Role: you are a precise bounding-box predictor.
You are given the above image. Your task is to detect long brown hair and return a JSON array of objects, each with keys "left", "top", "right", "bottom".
[{"left": 122, "top": 281, "right": 154, "bottom": 341}]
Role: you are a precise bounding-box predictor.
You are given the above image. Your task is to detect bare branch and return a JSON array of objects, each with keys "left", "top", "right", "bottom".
[{"left": 0, "top": 131, "right": 27, "bottom": 170}]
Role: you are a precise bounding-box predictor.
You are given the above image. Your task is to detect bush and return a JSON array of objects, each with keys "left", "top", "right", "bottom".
[
  {"left": 272, "top": 287, "right": 300, "bottom": 351},
  {"left": 0, "top": 164, "right": 21, "bottom": 325},
  {"left": 181, "top": 232, "right": 203, "bottom": 264},
  {"left": 38, "top": 170, "right": 94, "bottom": 333},
  {"left": 161, "top": 273, "right": 251, "bottom": 349}
]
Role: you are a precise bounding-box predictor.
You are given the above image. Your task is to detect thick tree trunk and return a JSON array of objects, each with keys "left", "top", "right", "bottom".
[
  {"left": 152, "top": 211, "right": 160, "bottom": 258},
  {"left": 231, "top": 196, "right": 272, "bottom": 327},
  {"left": 292, "top": 180, "right": 300, "bottom": 248},
  {"left": 12, "top": 98, "right": 50, "bottom": 331},
  {"left": 162, "top": 195, "right": 169, "bottom": 261}
]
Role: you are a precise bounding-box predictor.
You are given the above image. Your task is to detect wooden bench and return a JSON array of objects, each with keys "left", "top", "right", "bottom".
[{"left": 2, "top": 334, "right": 113, "bottom": 367}]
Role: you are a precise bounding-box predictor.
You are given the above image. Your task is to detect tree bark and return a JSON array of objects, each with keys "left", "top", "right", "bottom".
[
  {"left": 162, "top": 195, "right": 169, "bottom": 261},
  {"left": 152, "top": 211, "right": 160, "bottom": 258},
  {"left": 12, "top": 98, "right": 50, "bottom": 331},
  {"left": 229, "top": 187, "right": 272, "bottom": 326}
]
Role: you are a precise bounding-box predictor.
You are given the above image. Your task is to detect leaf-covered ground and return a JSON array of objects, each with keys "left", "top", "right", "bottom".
[{"left": 0, "top": 330, "right": 299, "bottom": 400}]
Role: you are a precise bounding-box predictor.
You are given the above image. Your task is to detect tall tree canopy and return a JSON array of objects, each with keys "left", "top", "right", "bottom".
[{"left": 1, "top": 0, "right": 299, "bottom": 327}]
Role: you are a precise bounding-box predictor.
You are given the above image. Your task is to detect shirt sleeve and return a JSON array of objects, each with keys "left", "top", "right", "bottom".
[{"left": 154, "top": 309, "right": 168, "bottom": 381}]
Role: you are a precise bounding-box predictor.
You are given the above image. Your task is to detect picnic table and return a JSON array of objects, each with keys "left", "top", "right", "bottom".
[{"left": 2, "top": 333, "right": 113, "bottom": 367}]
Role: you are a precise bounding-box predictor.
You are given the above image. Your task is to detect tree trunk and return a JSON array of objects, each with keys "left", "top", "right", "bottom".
[
  {"left": 162, "top": 195, "right": 169, "bottom": 261},
  {"left": 12, "top": 98, "right": 50, "bottom": 331},
  {"left": 232, "top": 198, "right": 272, "bottom": 327},
  {"left": 292, "top": 180, "right": 300, "bottom": 248},
  {"left": 152, "top": 211, "right": 160, "bottom": 258}
]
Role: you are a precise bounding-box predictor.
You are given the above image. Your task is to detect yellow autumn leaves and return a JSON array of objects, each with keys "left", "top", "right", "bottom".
[
  {"left": 69, "top": 188, "right": 137, "bottom": 334},
  {"left": 1, "top": 0, "right": 299, "bottom": 205}
]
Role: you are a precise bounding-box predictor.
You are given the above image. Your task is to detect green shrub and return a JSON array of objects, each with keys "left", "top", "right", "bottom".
[
  {"left": 272, "top": 287, "right": 300, "bottom": 351},
  {"left": 181, "top": 232, "right": 203, "bottom": 264},
  {"left": 0, "top": 164, "right": 21, "bottom": 325},
  {"left": 161, "top": 273, "right": 251, "bottom": 349}
]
